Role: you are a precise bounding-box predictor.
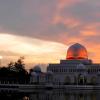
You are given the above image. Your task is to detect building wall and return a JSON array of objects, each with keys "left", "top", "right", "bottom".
[
  {"left": 47, "top": 61, "right": 100, "bottom": 85},
  {"left": 30, "top": 60, "right": 100, "bottom": 85}
]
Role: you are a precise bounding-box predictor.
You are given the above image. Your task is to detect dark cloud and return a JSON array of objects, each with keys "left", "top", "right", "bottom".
[
  {"left": 63, "top": 1, "right": 100, "bottom": 24},
  {"left": 0, "top": 0, "right": 57, "bottom": 36},
  {"left": 0, "top": 0, "right": 99, "bottom": 45}
]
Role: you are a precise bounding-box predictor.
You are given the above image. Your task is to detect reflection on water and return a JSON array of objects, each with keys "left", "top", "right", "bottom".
[{"left": 1, "top": 90, "right": 100, "bottom": 100}]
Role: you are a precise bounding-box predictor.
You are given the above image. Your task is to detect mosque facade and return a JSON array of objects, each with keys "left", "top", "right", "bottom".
[{"left": 30, "top": 43, "right": 100, "bottom": 85}]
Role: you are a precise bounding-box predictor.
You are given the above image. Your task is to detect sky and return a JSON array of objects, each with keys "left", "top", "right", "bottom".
[{"left": 0, "top": 0, "right": 100, "bottom": 71}]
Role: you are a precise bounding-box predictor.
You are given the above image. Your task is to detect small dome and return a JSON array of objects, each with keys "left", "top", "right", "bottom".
[
  {"left": 31, "top": 72, "right": 37, "bottom": 76},
  {"left": 77, "top": 63, "right": 86, "bottom": 69},
  {"left": 47, "top": 71, "right": 53, "bottom": 75},
  {"left": 33, "top": 65, "right": 41, "bottom": 73},
  {"left": 67, "top": 43, "right": 88, "bottom": 60}
]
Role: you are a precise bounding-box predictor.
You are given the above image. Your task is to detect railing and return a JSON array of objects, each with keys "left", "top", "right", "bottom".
[{"left": 0, "top": 84, "right": 100, "bottom": 93}]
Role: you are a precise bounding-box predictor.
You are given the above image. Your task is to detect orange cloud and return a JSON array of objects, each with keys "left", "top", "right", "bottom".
[
  {"left": 85, "top": 44, "right": 100, "bottom": 63},
  {"left": 81, "top": 30, "right": 97, "bottom": 36},
  {"left": 52, "top": 15, "right": 62, "bottom": 24},
  {"left": 52, "top": 0, "right": 81, "bottom": 26},
  {"left": 58, "top": 0, "right": 81, "bottom": 9},
  {"left": 63, "top": 18, "right": 80, "bottom": 28},
  {"left": 83, "top": 23, "right": 100, "bottom": 30},
  {"left": 52, "top": 15, "right": 80, "bottom": 29},
  {"left": 58, "top": 0, "right": 68, "bottom": 10}
]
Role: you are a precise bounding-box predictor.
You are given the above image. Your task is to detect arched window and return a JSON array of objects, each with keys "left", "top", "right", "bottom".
[
  {"left": 91, "top": 76, "right": 96, "bottom": 85},
  {"left": 64, "top": 76, "right": 71, "bottom": 85}
]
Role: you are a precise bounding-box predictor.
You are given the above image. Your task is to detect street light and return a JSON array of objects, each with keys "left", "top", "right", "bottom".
[{"left": 0, "top": 56, "right": 3, "bottom": 67}]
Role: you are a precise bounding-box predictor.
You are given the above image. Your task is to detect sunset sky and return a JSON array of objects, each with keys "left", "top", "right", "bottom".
[{"left": 0, "top": 0, "right": 100, "bottom": 71}]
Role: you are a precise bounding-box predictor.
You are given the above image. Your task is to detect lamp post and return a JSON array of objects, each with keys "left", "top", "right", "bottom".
[{"left": 0, "top": 56, "right": 3, "bottom": 67}]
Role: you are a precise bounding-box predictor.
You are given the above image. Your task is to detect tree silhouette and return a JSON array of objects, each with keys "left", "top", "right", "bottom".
[
  {"left": 13, "top": 57, "right": 29, "bottom": 84},
  {"left": 0, "top": 57, "right": 29, "bottom": 84},
  {"left": 8, "top": 62, "right": 15, "bottom": 71},
  {"left": 14, "top": 56, "right": 25, "bottom": 72}
]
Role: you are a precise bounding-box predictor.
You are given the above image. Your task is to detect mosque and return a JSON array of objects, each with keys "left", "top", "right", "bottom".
[{"left": 30, "top": 43, "right": 100, "bottom": 85}]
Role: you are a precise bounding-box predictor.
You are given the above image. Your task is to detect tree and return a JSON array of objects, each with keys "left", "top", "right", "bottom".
[
  {"left": 0, "top": 56, "right": 29, "bottom": 84},
  {"left": 14, "top": 56, "right": 25, "bottom": 72},
  {"left": 8, "top": 62, "right": 15, "bottom": 70},
  {"left": 14, "top": 57, "right": 29, "bottom": 84}
]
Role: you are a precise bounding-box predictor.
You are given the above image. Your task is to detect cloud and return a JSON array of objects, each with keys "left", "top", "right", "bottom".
[
  {"left": 0, "top": 0, "right": 99, "bottom": 42},
  {"left": 0, "top": 33, "right": 67, "bottom": 68},
  {"left": 80, "top": 30, "right": 97, "bottom": 36}
]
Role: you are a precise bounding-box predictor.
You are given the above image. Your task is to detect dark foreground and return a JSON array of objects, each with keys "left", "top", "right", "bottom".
[{"left": 0, "top": 89, "right": 100, "bottom": 100}]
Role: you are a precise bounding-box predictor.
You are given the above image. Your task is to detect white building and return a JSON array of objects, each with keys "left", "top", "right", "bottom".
[{"left": 30, "top": 43, "right": 100, "bottom": 85}]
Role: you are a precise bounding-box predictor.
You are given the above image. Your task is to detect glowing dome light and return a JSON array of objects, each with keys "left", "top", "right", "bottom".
[{"left": 67, "top": 43, "right": 88, "bottom": 60}]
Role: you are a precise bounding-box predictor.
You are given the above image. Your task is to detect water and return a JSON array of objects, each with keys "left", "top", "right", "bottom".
[{"left": 1, "top": 90, "right": 100, "bottom": 100}]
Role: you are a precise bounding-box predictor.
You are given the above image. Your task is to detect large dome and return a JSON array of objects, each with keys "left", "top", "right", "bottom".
[{"left": 67, "top": 43, "right": 88, "bottom": 60}]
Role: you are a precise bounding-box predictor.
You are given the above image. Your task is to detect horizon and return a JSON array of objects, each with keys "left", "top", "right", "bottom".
[{"left": 0, "top": 42, "right": 99, "bottom": 72}]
